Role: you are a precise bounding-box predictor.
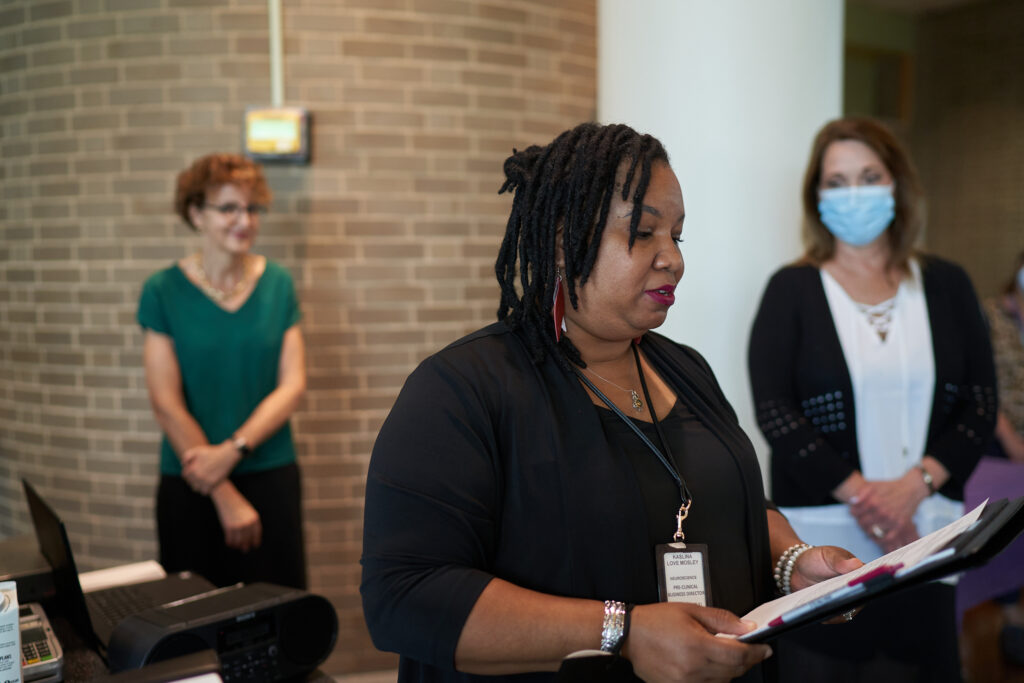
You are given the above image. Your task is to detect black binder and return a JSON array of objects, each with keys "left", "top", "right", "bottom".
[{"left": 740, "top": 496, "right": 1024, "bottom": 643}]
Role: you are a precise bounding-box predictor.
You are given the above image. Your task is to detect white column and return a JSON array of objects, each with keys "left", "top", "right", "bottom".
[{"left": 598, "top": 0, "right": 844, "bottom": 482}]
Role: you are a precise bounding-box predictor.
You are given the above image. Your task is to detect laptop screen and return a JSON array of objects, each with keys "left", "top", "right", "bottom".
[{"left": 22, "top": 479, "right": 100, "bottom": 649}]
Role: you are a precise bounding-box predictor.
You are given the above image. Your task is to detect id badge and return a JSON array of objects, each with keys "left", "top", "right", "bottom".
[{"left": 656, "top": 542, "right": 712, "bottom": 606}]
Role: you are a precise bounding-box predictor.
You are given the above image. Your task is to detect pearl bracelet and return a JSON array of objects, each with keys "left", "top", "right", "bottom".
[{"left": 773, "top": 543, "right": 813, "bottom": 595}]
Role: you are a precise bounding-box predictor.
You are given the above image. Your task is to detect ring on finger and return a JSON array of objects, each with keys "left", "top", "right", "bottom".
[
  {"left": 870, "top": 524, "right": 885, "bottom": 539},
  {"left": 842, "top": 609, "right": 856, "bottom": 622}
]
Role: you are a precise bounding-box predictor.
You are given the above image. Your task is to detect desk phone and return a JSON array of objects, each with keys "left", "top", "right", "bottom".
[{"left": 19, "top": 603, "right": 62, "bottom": 683}]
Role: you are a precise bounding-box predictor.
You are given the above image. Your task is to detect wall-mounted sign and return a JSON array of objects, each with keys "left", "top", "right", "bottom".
[{"left": 243, "top": 106, "right": 311, "bottom": 164}]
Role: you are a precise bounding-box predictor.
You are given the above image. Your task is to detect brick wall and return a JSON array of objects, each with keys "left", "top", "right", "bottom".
[
  {"left": 0, "top": 0, "right": 596, "bottom": 673},
  {"left": 910, "top": 0, "right": 1024, "bottom": 299}
]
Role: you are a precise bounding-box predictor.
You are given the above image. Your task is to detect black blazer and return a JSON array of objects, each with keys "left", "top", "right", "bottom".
[
  {"left": 748, "top": 255, "right": 996, "bottom": 506},
  {"left": 362, "top": 322, "right": 774, "bottom": 682}
]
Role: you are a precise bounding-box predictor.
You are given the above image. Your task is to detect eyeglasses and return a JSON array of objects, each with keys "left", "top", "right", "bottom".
[{"left": 202, "top": 202, "right": 268, "bottom": 219}]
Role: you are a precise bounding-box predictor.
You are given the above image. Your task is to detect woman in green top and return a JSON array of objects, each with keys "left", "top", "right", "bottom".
[{"left": 137, "top": 153, "right": 307, "bottom": 588}]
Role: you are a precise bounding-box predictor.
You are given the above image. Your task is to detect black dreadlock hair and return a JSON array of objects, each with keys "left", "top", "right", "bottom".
[{"left": 495, "top": 122, "right": 669, "bottom": 369}]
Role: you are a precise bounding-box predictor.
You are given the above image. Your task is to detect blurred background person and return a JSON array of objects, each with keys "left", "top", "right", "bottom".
[
  {"left": 138, "top": 153, "right": 307, "bottom": 588},
  {"left": 748, "top": 116, "right": 996, "bottom": 681},
  {"left": 977, "top": 249, "right": 1024, "bottom": 664},
  {"left": 986, "top": 249, "right": 1024, "bottom": 464},
  {"left": 362, "top": 122, "right": 860, "bottom": 683}
]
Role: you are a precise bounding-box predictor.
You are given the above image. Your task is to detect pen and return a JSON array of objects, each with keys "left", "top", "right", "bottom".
[{"left": 847, "top": 563, "right": 903, "bottom": 587}]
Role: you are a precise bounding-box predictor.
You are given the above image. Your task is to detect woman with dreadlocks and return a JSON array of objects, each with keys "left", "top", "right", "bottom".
[{"left": 361, "top": 122, "right": 859, "bottom": 683}]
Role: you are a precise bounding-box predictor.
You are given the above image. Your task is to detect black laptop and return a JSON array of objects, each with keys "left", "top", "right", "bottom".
[{"left": 22, "top": 479, "right": 216, "bottom": 658}]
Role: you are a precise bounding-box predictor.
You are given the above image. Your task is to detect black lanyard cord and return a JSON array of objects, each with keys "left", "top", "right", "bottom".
[{"left": 572, "top": 344, "right": 694, "bottom": 509}]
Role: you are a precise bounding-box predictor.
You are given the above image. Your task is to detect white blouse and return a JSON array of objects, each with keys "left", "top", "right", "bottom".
[{"left": 780, "top": 260, "right": 963, "bottom": 564}]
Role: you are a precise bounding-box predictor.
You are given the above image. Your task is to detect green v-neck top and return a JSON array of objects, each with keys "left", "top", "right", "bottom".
[{"left": 137, "top": 260, "right": 302, "bottom": 476}]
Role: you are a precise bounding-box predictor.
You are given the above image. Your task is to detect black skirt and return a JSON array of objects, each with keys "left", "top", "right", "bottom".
[
  {"left": 157, "top": 462, "right": 306, "bottom": 589},
  {"left": 775, "top": 582, "right": 960, "bottom": 682}
]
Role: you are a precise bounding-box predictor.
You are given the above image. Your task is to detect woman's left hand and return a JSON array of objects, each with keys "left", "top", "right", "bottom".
[
  {"left": 182, "top": 441, "right": 241, "bottom": 495},
  {"left": 789, "top": 545, "right": 863, "bottom": 593},
  {"left": 790, "top": 546, "right": 866, "bottom": 624},
  {"left": 849, "top": 473, "right": 927, "bottom": 549}
]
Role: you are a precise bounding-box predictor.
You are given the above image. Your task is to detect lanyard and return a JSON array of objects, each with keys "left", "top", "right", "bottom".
[{"left": 573, "top": 343, "right": 695, "bottom": 540}]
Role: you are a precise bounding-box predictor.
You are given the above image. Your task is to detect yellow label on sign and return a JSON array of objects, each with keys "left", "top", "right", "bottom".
[{"left": 245, "top": 108, "right": 304, "bottom": 154}]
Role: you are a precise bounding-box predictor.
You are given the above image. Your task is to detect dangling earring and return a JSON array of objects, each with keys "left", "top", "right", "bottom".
[{"left": 552, "top": 269, "right": 566, "bottom": 342}]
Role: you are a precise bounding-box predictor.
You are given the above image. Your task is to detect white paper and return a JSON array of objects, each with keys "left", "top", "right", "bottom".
[
  {"left": 733, "top": 501, "right": 987, "bottom": 639},
  {"left": 79, "top": 559, "right": 167, "bottom": 593},
  {"left": 176, "top": 674, "right": 223, "bottom": 683}
]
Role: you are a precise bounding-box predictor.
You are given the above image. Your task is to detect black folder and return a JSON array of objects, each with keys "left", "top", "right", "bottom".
[{"left": 739, "top": 496, "right": 1024, "bottom": 643}]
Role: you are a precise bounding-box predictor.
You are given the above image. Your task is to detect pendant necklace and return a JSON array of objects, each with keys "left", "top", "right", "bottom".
[
  {"left": 191, "top": 253, "right": 249, "bottom": 303},
  {"left": 583, "top": 366, "right": 643, "bottom": 412},
  {"left": 573, "top": 346, "right": 708, "bottom": 605}
]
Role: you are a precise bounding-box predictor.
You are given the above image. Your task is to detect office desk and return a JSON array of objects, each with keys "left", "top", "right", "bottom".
[{"left": 48, "top": 611, "right": 106, "bottom": 681}]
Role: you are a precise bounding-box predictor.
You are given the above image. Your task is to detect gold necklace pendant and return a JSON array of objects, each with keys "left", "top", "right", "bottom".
[
  {"left": 630, "top": 390, "right": 643, "bottom": 412},
  {"left": 193, "top": 253, "right": 249, "bottom": 302},
  {"left": 585, "top": 366, "right": 644, "bottom": 413}
]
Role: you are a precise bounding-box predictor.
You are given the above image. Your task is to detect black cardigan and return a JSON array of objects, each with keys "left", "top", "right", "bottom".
[
  {"left": 361, "top": 322, "right": 774, "bottom": 682},
  {"left": 748, "top": 256, "right": 996, "bottom": 506}
]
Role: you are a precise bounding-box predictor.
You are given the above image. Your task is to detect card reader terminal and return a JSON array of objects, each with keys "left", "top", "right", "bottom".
[{"left": 19, "top": 603, "right": 63, "bottom": 683}]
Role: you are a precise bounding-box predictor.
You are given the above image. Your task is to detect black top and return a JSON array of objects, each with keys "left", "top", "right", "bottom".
[
  {"left": 361, "top": 322, "right": 774, "bottom": 682},
  {"left": 597, "top": 400, "right": 755, "bottom": 616},
  {"left": 748, "top": 255, "right": 997, "bottom": 506}
]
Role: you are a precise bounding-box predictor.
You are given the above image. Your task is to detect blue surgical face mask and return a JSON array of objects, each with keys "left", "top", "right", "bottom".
[{"left": 817, "top": 184, "right": 896, "bottom": 246}]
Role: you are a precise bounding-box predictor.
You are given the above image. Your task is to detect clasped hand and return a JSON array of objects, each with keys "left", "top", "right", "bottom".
[
  {"left": 181, "top": 441, "right": 240, "bottom": 495},
  {"left": 849, "top": 474, "right": 925, "bottom": 553},
  {"left": 210, "top": 482, "right": 262, "bottom": 552}
]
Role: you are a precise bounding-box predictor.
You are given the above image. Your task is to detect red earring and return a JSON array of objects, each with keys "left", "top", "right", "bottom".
[{"left": 552, "top": 270, "right": 565, "bottom": 342}]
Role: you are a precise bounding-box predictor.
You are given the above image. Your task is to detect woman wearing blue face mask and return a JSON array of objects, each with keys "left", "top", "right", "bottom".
[{"left": 748, "top": 116, "right": 996, "bottom": 681}]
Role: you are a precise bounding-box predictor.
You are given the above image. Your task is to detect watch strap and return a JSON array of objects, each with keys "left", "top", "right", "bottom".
[
  {"left": 232, "top": 435, "right": 252, "bottom": 458},
  {"left": 917, "top": 464, "right": 935, "bottom": 494}
]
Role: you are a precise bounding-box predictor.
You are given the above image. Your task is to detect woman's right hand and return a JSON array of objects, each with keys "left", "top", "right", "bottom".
[
  {"left": 182, "top": 441, "right": 241, "bottom": 495},
  {"left": 622, "top": 603, "right": 771, "bottom": 683},
  {"left": 210, "top": 482, "right": 263, "bottom": 552}
]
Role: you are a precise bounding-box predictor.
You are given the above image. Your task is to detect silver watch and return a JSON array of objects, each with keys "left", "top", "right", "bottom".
[{"left": 917, "top": 465, "right": 935, "bottom": 494}]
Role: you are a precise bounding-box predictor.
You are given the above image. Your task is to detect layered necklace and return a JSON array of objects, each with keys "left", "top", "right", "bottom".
[
  {"left": 189, "top": 252, "right": 251, "bottom": 302},
  {"left": 855, "top": 296, "right": 897, "bottom": 341},
  {"left": 582, "top": 365, "right": 643, "bottom": 412}
]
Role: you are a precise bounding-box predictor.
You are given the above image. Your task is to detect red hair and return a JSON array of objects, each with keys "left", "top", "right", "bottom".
[{"left": 174, "top": 154, "right": 271, "bottom": 230}]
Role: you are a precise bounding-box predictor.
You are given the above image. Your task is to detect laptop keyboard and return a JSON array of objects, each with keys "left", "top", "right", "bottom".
[{"left": 87, "top": 583, "right": 162, "bottom": 626}]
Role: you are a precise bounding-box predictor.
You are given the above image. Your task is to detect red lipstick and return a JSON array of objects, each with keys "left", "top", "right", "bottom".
[{"left": 646, "top": 283, "right": 676, "bottom": 306}]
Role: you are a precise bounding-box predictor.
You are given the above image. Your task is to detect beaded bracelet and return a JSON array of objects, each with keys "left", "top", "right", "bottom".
[{"left": 773, "top": 543, "right": 813, "bottom": 595}]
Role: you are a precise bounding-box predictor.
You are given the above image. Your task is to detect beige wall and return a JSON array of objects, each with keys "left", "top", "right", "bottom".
[
  {"left": 911, "top": 0, "right": 1024, "bottom": 299},
  {"left": 0, "top": 0, "right": 596, "bottom": 673}
]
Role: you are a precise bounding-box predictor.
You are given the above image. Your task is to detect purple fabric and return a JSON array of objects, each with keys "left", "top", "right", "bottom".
[{"left": 955, "top": 456, "right": 1024, "bottom": 626}]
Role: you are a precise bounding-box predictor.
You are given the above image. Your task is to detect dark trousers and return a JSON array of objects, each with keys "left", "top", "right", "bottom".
[
  {"left": 775, "top": 582, "right": 960, "bottom": 682},
  {"left": 157, "top": 462, "right": 307, "bottom": 589}
]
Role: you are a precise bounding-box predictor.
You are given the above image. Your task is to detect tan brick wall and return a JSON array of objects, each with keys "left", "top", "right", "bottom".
[
  {"left": 0, "top": 0, "right": 596, "bottom": 673},
  {"left": 910, "top": 0, "right": 1024, "bottom": 299}
]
